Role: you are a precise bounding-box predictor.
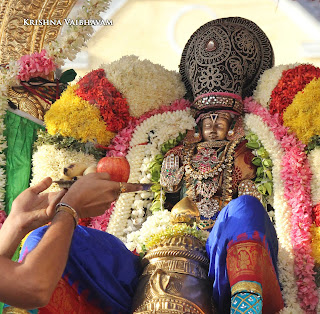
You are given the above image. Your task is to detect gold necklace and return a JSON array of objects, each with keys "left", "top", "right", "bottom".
[{"left": 183, "top": 142, "right": 231, "bottom": 180}]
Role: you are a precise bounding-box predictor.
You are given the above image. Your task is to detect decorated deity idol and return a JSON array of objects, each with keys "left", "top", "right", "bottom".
[{"left": 159, "top": 17, "right": 284, "bottom": 313}]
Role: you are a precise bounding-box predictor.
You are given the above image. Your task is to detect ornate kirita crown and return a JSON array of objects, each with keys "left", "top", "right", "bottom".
[{"left": 179, "top": 17, "right": 274, "bottom": 116}]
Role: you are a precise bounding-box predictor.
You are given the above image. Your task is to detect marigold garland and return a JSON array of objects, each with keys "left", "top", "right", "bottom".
[
  {"left": 76, "top": 69, "right": 134, "bottom": 132},
  {"left": 145, "top": 223, "right": 208, "bottom": 251},
  {"left": 283, "top": 78, "right": 320, "bottom": 144},
  {"left": 269, "top": 64, "right": 320, "bottom": 123},
  {"left": 311, "top": 223, "right": 320, "bottom": 265},
  {"left": 44, "top": 84, "right": 115, "bottom": 145}
]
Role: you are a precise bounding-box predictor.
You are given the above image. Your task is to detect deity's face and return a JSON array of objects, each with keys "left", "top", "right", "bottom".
[{"left": 201, "top": 113, "right": 231, "bottom": 141}]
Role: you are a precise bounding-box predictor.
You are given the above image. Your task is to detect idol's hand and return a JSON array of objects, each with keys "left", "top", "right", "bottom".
[
  {"left": 160, "top": 154, "right": 184, "bottom": 192},
  {"left": 9, "top": 177, "right": 66, "bottom": 233},
  {"left": 59, "top": 172, "right": 144, "bottom": 218}
]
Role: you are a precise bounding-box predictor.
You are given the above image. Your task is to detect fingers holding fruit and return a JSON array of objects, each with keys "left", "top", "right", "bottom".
[{"left": 60, "top": 173, "right": 144, "bottom": 218}]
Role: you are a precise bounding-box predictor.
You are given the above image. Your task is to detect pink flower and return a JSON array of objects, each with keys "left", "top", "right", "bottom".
[
  {"left": 17, "top": 49, "right": 56, "bottom": 81},
  {"left": 244, "top": 97, "right": 318, "bottom": 312},
  {"left": 0, "top": 209, "right": 6, "bottom": 229}
]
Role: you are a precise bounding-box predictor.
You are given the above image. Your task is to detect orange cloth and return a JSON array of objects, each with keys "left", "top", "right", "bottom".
[
  {"left": 227, "top": 240, "right": 284, "bottom": 314},
  {"left": 38, "top": 278, "right": 105, "bottom": 314}
]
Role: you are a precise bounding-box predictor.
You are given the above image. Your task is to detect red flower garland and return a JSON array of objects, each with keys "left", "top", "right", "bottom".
[
  {"left": 76, "top": 69, "right": 134, "bottom": 132},
  {"left": 269, "top": 64, "right": 320, "bottom": 123}
]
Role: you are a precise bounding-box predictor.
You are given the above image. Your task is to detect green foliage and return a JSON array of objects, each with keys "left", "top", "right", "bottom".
[
  {"left": 34, "top": 129, "right": 105, "bottom": 160},
  {"left": 245, "top": 132, "right": 273, "bottom": 197},
  {"left": 306, "top": 135, "right": 320, "bottom": 154}
]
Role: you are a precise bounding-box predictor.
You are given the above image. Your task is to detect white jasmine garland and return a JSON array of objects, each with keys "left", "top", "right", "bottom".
[
  {"left": 126, "top": 210, "right": 172, "bottom": 252},
  {"left": 31, "top": 144, "right": 97, "bottom": 193},
  {"left": 253, "top": 63, "right": 300, "bottom": 108},
  {"left": 308, "top": 148, "right": 320, "bottom": 206},
  {"left": 45, "top": 0, "right": 112, "bottom": 66},
  {"left": 244, "top": 113, "right": 302, "bottom": 312},
  {"left": 107, "top": 109, "right": 195, "bottom": 242}
]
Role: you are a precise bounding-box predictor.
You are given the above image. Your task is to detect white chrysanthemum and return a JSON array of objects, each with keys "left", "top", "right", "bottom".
[
  {"left": 244, "top": 113, "right": 301, "bottom": 312},
  {"left": 253, "top": 63, "right": 300, "bottom": 108},
  {"left": 102, "top": 55, "right": 186, "bottom": 117},
  {"left": 308, "top": 148, "right": 320, "bottom": 206},
  {"left": 31, "top": 144, "right": 97, "bottom": 192},
  {"left": 125, "top": 210, "right": 171, "bottom": 252}
]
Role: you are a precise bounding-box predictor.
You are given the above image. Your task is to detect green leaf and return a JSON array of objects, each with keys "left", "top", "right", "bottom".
[
  {"left": 59, "top": 69, "right": 77, "bottom": 83},
  {"left": 264, "top": 182, "right": 273, "bottom": 195},
  {"left": 265, "top": 170, "right": 273, "bottom": 180},
  {"left": 257, "top": 184, "right": 267, "bottom": 194},
  {"left": 252, "top": 157, "right": 262, "bottom": 166},
  {"left": 262, "top": 159, "right": 273, "bottom": 168},
  {"left": 246, "top": 141, "right": 260, "bottom": 149}
]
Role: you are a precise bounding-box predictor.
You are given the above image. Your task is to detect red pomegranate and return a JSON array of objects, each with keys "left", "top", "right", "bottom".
[{"left": 97, "top": 157, "right": 130, "bottom": 182}]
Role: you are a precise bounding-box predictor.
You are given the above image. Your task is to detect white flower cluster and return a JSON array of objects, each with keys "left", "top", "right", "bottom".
[
  {"left": 46, "top": 0, "right": 112, "bottom": 66},
  {"left": 31, "top": 144, "right": 97, "bottom": 193},
  {"left": 253, "top": 63, "right": 300, "bottom": 108},
  {"left": 107, "top": 109, "right": 195, "bottom": 242},
  {"left": 102, "top": 55, "right": 186, "bottom": 117},
  {"left": 244, "top": 114, "right": 301, "bottom": 312},
  {"left": 126, "top": 210, "right": 171, "bottom": 252},
  {"left": 308, "top": 148, "right": 320, "bottom": 206}
]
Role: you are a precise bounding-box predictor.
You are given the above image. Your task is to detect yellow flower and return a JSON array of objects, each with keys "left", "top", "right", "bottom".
[
  {"left": 44, "top": 85, "right": 115, "bottom": 145},
  {"left": 283, "top": 78, "right": 320, "bottom": 144},
  {"left": 310, "top": 223, "right": 320, "bottom": 264}
]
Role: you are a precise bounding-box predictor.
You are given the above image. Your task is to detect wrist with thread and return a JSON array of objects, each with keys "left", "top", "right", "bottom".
[{"left": 55, "top": 202, "right": 79, "bottom": 228}]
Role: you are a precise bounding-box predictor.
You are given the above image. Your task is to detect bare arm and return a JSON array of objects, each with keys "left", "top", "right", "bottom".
[
  {"left": 0, "top": 173, "right": 143, "bottom": 308},
  {"left": 0, "top": 211, "right": 74, "bottom": 308}
]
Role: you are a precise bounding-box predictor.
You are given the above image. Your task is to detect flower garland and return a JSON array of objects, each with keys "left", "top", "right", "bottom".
[
  {"left": 17, "top": 49, "right": 56, "bottom": 81},
  {"left": 269, "top": 64, "right": 320, "bottom": 123},
  {"left": 31, "top": 144, "right": 97, "bottom": 193},
  {"left": 145, "top": 223, "right": 208, "bottom": 251},
  {"left": 253, "top": 63, "right": 299, "bottom": 108},
  {"left": 44, "top": 84, "right": 115, "bottom": 145},
  {"left": 102, "top": 55, "right": 186, "bottom": 117},
  {"left": 126, "top": 210, "right": 172, "bottom": 253},
  {"left": 45, "top": 0, "right": 112, "bottom": 66},
  {"left": 106, "top": 98, "right": 191, "bottom": 157},
  {"left": 308, "top": 148, "right": 320, "bottom": 208},
  {"left": 244, "top": 113, "right": 301, "bottom": 312},
  {"left": 76, "top": 69, "right": 134, "bottom": 132},
  {"left": 106, "top": 109, "right": 196, "bottom": 242},
  {"left": 34, "top": 129, "right": 105, "bottom": 160},
  {"left": 245, "top": 98, "right": 318, "bottom": 312},
  {"left": 283, "top": 78, "right": 320, "bottom": 144}
]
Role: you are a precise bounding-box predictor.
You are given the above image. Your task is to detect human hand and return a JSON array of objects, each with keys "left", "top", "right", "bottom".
[
  {"left": 9, "top": 177, "right": 66, "bottom": 233},
  {"left": 160, "top": 154, "right": 184, "bottom": 192},
  {"left": 59, "top": 172, "right": 144, "bottom": 218}
]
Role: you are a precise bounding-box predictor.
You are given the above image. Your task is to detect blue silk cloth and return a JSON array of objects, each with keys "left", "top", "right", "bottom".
[
  {"left": 206, "top": 195, "right": 279, "bottom": 313},
  {"left": 19, "top": 225, "right": 142, "bottom": 313}
]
